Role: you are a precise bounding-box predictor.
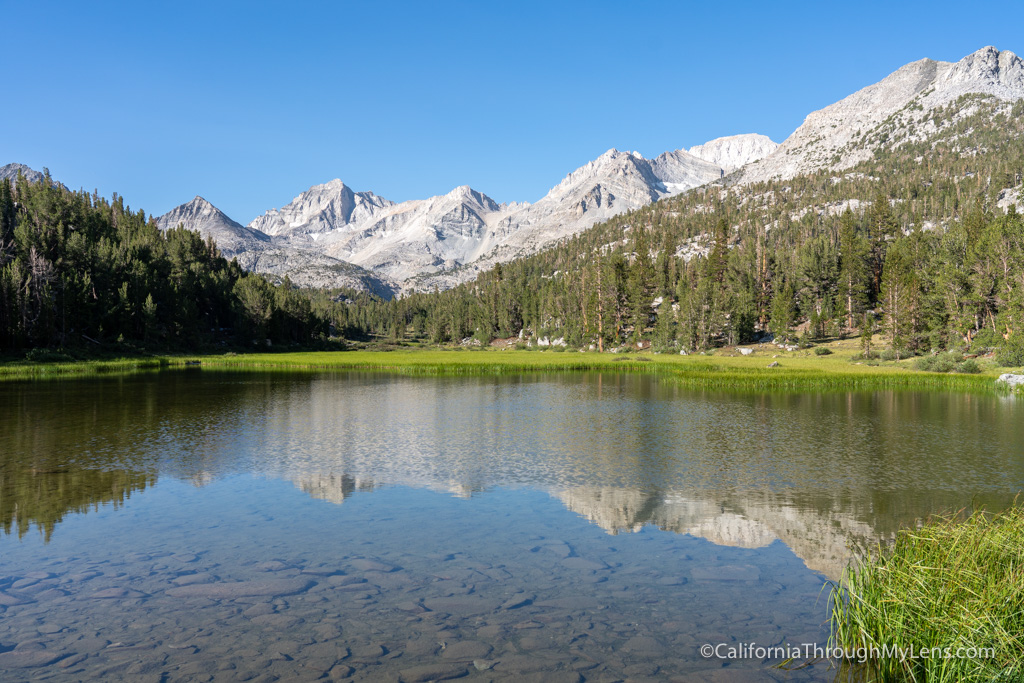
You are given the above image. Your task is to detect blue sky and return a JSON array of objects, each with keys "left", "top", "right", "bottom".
[{"left": 3, "top": 1, "right": 1022, "bottom": 223}]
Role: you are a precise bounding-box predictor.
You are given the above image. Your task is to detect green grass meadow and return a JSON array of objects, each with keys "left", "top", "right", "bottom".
[{"left": 0, "top": 342, "right": 1015, "bottom": 394}]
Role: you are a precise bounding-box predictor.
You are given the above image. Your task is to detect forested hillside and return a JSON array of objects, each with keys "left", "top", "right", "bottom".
[
  {"left": 0, "top": 171, "right": 350, "bottom": 352},
  {"left": 4, "top": 95, "right": 1024, "bottom": 368},
  {"left": 342, "top": 95, "right": 1024, "bottom": 365}
]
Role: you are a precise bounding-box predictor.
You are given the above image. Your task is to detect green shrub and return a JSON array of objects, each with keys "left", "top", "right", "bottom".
[
  {"left": 879, "top": 348, "right": 898, "bottom": 361},
  {"left": 24, "top": 348, "right": 73, "bottom": 363},
  {"left": 954, "top": 359, "right": 981, "bottom": 374},
  {"left": 996, "top": 334, "right": 1024, "bottom": 367},
  {"left": 915, "top": 356, "right": 935, "bottom": 371},
  {"left": 814, "top": 347, "right": 833, "bottom": 356},
  {"left": 916, "top": 351, "right": 968, "bottom": 373}
]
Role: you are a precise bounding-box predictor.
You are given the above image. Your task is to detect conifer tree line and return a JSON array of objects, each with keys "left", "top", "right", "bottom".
[
  {"left": 346, "top": 97, "right": 1024, "bottom": 364},
  {"left": 4, "top": 95, "right": 1024, "bottom": 366},
  {"left": 0, "top": 171, "right": 339, "bottom": 351}
]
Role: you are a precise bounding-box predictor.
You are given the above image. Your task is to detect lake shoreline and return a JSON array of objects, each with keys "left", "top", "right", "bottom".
[
  {"left": 0, "top": 346, "right": 1013, "bottom": 393},
  {"left": 829, "top": 504, "right": 1024, "bottom": 682}
]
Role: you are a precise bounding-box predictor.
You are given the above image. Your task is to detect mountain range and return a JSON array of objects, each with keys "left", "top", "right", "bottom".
[
  {"left": 8, "top": 46, "right": 1023, "bottom": 296},
  {"left": 151, "top": 135, "right": 776, "bottom": 293}
]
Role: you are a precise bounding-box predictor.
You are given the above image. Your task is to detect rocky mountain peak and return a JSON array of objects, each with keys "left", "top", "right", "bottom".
[
  {"left": 160, "top": 196, "right": 236, "bottom": 225},
  {"left": 156, "top": 196, "right": 269, "bottom": 257},
  {"left": 0, "top": 163, "right": 66, "bottom": 190},
  {"left": 443, "top": 185, "right": 501, "bottom": 212},
  {"left": 551, "top": 149, "right": 646, "bottom": 196},
  {"left": 0, "top": 163, "right": 45, "bottom": 185},
  {"left": 186, "top": 195, "right": 215, "bottom": 210},
  {"left": 939, "top": 46, "right": 1024, "bottom": 96},
  {"left": 316, "top": 178, "right": 351, "bottom": 193},
  {"left": 688, "top": 134, "right": 779, "bottom": 173},
  {"left": 737, "top": 46, "right": 1024, "bottom": 185},
  {"left": 247, "top": 179, "right": 395, "bottom": 238}
]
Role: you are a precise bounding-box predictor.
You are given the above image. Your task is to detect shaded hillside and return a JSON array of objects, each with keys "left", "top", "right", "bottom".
[{"left": 0, "top": 171, "right": 347, "bottom": 352}]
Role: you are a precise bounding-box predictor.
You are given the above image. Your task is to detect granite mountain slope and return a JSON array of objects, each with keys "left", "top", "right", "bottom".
[
  {"left": 44, "top": 46, "right": 1024, "bottom": 295},
  {"left": 234, "top": 139, "right": 770, "bottom": 290},
  {"left": 737, "top": 46, "right": 1024, "bottom": 184},
  {"left": 156, "top": 196, "right": 396, "bottom": 296}
]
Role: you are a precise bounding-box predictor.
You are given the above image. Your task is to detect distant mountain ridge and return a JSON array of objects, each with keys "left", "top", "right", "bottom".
[
  {"left": 0, "top": 163, "right": 45, "bottom": 185},
  {"left": 688, "top": 134, "right": 779, "bottom": 172},
  {"left": 737, "top": 46, "right": 1024, "bottom": 184},
  {"left": 14, "top": 45, "right": 1023, "bottom": 296},
  {"left": 0, "top": 163, "right": 65, "bottom": 190},
  {"left": 154, "top": 196, "right": 396, "bottom": 296},
  {"left": 155, "top": 134, "right": 774, "bottom": 291},
  {"left": 155, "top": 196, "right": 269, "bottom": 257}
]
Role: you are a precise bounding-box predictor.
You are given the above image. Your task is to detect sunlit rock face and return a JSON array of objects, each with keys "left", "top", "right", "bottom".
[
  {"left": 737, "top": 46, "right": 1024, "bottom": 185},
  {"left": 688, "top": 134, "right": 778, "bottom": 173},
  {"left": 156, "top": 196, "right": 269, "bottom": 257},
  {"left": 154, "top": 138, "right": 765, "bottom": 292}
]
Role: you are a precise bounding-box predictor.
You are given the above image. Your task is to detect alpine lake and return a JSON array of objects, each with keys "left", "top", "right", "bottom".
[{"left": 1, "top": 370, "right": 1022, "bottom": 682}]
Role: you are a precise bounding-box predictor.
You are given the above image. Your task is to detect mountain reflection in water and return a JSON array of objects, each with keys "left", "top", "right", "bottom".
[{"left": 3, "top": 370, "right": 1020, "bottom": 584}]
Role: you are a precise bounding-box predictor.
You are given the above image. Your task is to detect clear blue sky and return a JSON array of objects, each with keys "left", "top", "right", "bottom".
[{"left": 3, "top": 0, "right": 1021, "bottom": 223}]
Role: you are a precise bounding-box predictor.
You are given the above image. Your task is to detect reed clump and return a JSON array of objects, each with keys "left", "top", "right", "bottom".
[{"left": 829, "top": 505, "right": 1024, "bottom": 682}]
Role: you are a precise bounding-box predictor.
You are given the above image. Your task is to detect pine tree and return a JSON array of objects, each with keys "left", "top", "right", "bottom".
[
  {"left": 867, "top": 191, "right": 898, "bottom": 296},
  {"left": 837, "top": 209, "right": 871, "bottom": 333},
  {"left": 627, "top": 224, "right": 654, "bottom": 340},
  {"left": 880, "top": 238, "right": 914, "bottom": 356},
  {"left": 769, "top": 280, "right": 796, "bottom": 342}
]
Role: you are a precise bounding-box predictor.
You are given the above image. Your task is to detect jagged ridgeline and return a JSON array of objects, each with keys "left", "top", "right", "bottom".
[
  {"left": 5, "top": 46, "right": 1024, "bottom": 358},
  {"left": 0, "top": 169, "right": 371, "bottom": 351},
  {"left": 346, "top": 50, "right": 1024, "bottom": 359}
]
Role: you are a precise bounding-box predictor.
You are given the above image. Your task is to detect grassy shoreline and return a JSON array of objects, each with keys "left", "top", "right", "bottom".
[
  {"left": 828, "top": 505, "right": 1024, "bottom": 682},
  {"left": 0, "top": 344, "right": 1015, "bottom": 393},
  {"left": 0, "top": 356, "right": 175, "bottom": 380}
]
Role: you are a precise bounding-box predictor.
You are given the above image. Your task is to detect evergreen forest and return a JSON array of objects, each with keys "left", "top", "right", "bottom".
[{"left": 3, "top": 95, "right": 1024, "bottom": 368}]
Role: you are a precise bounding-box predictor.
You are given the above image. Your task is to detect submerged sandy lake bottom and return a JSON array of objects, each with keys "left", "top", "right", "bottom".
[{"left": 1, "top": 371, "right": 1022, "bottom": 681}]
